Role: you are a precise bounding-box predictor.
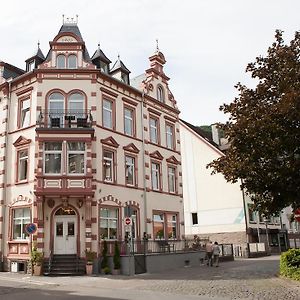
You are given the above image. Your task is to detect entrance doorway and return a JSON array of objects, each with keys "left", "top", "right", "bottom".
[{"left": 54, "top": 207, "right": 77, "bottom": 254}]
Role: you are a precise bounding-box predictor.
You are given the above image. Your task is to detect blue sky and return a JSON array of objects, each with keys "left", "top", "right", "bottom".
[{"left": 1, "top": 0, "right": 299, "bottom": 125}]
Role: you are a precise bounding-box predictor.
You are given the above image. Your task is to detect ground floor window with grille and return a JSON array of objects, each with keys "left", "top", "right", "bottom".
[
  {"left": 153, "top": 211, "right": 178, "bottom": 240},
  {"left": 100, "top": 207, "right": 118, "bottom": 240},
  {"left": 12, "top": 207, "right": 31, "bottom": 240}
]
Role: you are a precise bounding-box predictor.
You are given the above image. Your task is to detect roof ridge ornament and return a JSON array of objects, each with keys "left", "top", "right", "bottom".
[
  {"left": 156, "top": 38, "right": 160, "bottom": 52},
  {"left": 62, "top": 14, "right": 79, "bottom": 25}
]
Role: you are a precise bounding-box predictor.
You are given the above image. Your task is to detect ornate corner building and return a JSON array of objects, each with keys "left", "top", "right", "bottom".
[{"left": 0, "top": 19, "right": 183, "bottom": 273}]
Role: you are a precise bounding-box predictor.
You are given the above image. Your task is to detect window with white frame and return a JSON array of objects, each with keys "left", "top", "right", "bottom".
[
  {"left": 166, "top": 123, "right": 174, "bottom": 149},
  {"left": 103, "top": 150, "right": 114, "bottom": 182},
  {"left": 44, "top": 142, "right": 62, "bottom": 174},
  {"left": 68, "top": 93, "right": 84, "bottom": 121},
  {"left": 67, "top": 142, "right": 85, "bottom": 174},
  {"left": 125, "top": 155, "right": 135, "bottom": 185},
  {"left": 100, "top": 207, "right": 118, "bottom": 240},
  {"left": 18, "top": 149, "right": 28, "bottom": 181},
  {"left": 124, "top": 107, "right": 134, "bottom": 136},
  {"left": 153, "top": 212, "right": 178, "bottom": 240},
  {"left": 12, "top": 207, "right": 31, "bottom": 240},
  {"left": 49, "top": 92, "right": 64, "bottom": 127},
  {"left": 151, "top": 162, "right": 160, "bottom": 190},
  {"left": 68, "top": 55, "right": 77, "bottom": 69},
  {"left": 56, "top": 54, "right": 66, "bottom": 68},
  {"left": 149, "top": 117, "right": 158, "bottom": 144},
  {"left": 103, "top": 99, "right": 113, "bottom": 129},
  {"left": 20, "top": 98, "right": 30, "bottom": 128},
  {"left": 167, "top": 166, "right": 176, "bottom": 193}
]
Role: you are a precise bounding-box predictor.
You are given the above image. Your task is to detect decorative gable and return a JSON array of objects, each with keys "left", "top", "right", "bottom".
[
  {"left": 13, "top": 136, "right": 32, "bottom": 147},
  {"left": 123, "top": 143, "right": 140, "bottom": 154},
  {"left": 149, "top": 150, "right": 164, "bottom": 161},
  {"left": 166, "top": 155, "right": 180, "bottom": 165},
  {"left": 100, "top": 136, "right": 119, "bottom": 148}
]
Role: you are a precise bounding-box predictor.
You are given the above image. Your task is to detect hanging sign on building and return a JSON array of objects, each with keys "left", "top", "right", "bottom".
[{"left": 25, "top": 223, "right": 37, "bottom": 235}]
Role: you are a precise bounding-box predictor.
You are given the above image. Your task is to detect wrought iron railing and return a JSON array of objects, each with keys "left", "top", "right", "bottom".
[{"left": 37, "top": 109, "right": 93, "bottom": 129}]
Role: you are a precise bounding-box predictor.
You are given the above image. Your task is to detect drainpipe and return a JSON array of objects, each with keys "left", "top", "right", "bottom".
[
  {"left": 140, "top": 89, "right": 148, "bottom": 239},
  {"left": 1, "top": 78, "right": 12, "bottom": 270}
]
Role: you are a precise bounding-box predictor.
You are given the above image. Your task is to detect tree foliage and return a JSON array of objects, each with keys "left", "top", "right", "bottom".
[{"left": 208, "top": 30, "right": 300, "bottom": 215}]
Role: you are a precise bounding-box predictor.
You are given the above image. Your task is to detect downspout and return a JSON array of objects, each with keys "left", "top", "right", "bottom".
[
  {"left": 140, "top": 89, "right": 148, "bottom": 238},
  {"left": 1, "top": 78, "right": 12, "bottom": 269}
]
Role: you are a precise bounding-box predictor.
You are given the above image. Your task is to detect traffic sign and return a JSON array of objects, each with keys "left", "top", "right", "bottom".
[
  {"left": 124, "top": 217, "right": 132, "bottom": 226},
  {"left": 25, "top": 223, "right": 37, "bottom": 235},
  {"left": 295, "top": 209, "right": 300, "bottom": 222}
]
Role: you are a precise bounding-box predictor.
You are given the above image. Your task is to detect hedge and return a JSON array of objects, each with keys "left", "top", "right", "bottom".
[{"left": 280, "top": 248, "right": 300, "bottom": 281}]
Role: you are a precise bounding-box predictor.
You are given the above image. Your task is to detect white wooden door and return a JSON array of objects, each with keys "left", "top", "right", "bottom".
[{"left": 54, "top": 216, "right": 76, "bottom": 254}]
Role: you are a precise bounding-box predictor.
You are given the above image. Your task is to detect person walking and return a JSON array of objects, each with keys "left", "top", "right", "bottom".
[
  {"left": 213, "top": 241, "right": 221, "bottom": 267},
  {"left": 205, "top": 241, "right": 213, "bottom": 266}
]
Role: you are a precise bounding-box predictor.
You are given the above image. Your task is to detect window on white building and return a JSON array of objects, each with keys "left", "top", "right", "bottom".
[
  {"left": 100, "top": 207, "right": 118, "bottom": 240},
  {"left": 166, "top": 124, "right": 174, "bottom": 150},
  {"left": 125, "top": 155, "right": 135, "bottom": 186},
  {"left": 167, "top": 166, "right": 176, "bottom": 193},
  {"left": 157, "top": 86, "right": 164, "bottom": 102},
  {"left": 151, "top": 162, "right": 160, "bottom": 191},
  {"left": 56, "top": 54, "right": 66, "bottom": 68},
  {"left": 124, "top": 107, "right": 134, "bottom": 136},
  {"left": 150, "top": 117, "right": 159, "bottom": 144},
  {"left": 20, "top": 98, "right": 30, "bottom": 128},
  {"left": 13, "top": 208, "right": 31, "bottom": 240},
  {"left": 18, "top": 150, "right": 28, "bottom": 181},
  {"left": 192, "top": 213, "right": 198, "bottom": 225},
  {"left": 103, "top": 99, "right": 113, "bottom": 129},
  {"left": 103, "top": 150, "right": 114, "bottom": 182},
  {"left": 153, "top": 212, "right": 178, "bottom": 240},
  {"left": 68, "top": 55, "right": 77, "bottom": 69}
]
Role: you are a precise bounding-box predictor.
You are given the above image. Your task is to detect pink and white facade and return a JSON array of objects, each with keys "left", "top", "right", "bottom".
[{"left": 0, "top": 19, "right": 183, "bottom": 272}]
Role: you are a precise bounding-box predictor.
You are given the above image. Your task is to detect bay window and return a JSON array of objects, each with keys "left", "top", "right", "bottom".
[
  {"left": 67, "top": 142, "right": 85, "bottom": 174},
  {"left": 44, "top": 142, "right": 62, "bottom": 174}
]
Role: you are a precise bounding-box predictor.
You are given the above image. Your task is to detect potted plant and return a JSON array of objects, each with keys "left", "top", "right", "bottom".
[
  {"left": 101, "top": 240, "right": 110, "bottom": 274},
  {"left": 31, "top": 245, "right": 44, "bottom": 276},
  {"left": 112, "top": 241, "right": 121, "bottom": 275},
  {"left": 85, "top": 249, "right": 96, "bottom": 275}
]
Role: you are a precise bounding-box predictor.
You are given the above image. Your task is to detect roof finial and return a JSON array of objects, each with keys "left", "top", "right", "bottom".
[
  {"left": 98, "top": 42, "right": 100, "bottom": 50},
  {"left": 76, "top": 15, "right": 78, "bottom": 23},
  {"left": 156, "top": 38, "right": 159, "bottom": 52},
  {"left": 118, "top": 53, "right": 120, "bottom": 61},
  {"left": 62, "top": 14, "right": 65, "bottom": 24},
  {"left": 37, "top": 40, "right": 40, "bottom": 48}
]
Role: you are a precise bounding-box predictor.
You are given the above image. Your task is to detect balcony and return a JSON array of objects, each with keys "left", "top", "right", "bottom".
[{"left": 36, "top": 109, "right": 93, "bottom": 129}]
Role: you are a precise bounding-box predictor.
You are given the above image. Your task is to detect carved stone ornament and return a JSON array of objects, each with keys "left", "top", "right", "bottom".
[{"left": 47, "top": 199, "right": 55, "bottom": 208}]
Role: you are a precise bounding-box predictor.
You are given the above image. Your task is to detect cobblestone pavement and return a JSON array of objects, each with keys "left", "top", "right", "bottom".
[
  {"left": 0, "top": 255, "right": 299, "bottom": 300},
  {"left": 133, "top": 255, "right": 300, "bottom": 300}
]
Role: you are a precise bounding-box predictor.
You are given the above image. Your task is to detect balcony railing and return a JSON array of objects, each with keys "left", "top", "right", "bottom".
[{"left": 37, "top": 109, "right": 93, "bottom": 129}]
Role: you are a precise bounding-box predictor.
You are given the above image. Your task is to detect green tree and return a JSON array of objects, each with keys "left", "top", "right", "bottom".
[
  {"left": 113, "top": 241, "right": 121, "bottom": 270},
  {"left": 208, "top": 30, "right": 300, "bottom": 215}
]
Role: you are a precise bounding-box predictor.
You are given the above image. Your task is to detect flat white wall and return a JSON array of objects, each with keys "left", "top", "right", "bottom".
[{"left": 180, "top": 122, "right": 246, "bottom": 235}]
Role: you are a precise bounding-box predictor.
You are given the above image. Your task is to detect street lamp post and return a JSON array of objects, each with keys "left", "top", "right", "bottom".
[{"left": 264, "top": 219, "right": 270, "bottom": 253}]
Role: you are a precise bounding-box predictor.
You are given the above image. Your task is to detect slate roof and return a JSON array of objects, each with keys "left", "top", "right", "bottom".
[
  {"left": 0, "top": 61, "right": 25, "bottom": 79},
  {"left": 25, "top": 46, "right": 45, "bottom": 62},
  {"left": 91, "top": 46, "right": 111, "bottom": 64},
  {"left": 110, "top": 57, "right": 130, "bottom": 74},
  {"left": 180, "top": 119, "right": 219, "bottom": 148}
]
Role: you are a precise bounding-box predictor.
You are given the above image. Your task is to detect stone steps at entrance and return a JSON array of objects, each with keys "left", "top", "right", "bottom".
[{"left": 44, "top": 254, "right": 86, "bottom": 276}]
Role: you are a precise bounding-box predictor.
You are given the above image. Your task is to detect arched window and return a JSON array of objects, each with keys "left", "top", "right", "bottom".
[
  {"left": 48, "top": 92, "right": 64, "bottom": 127},
  {"left": 68, "top": 93, "right": 84, "bottom": 114},
  {"left": 68, "top": 55, "right": 77, "bottom": 69},
  {"left": 157, "top": 85, "right": 164, "bottom": 102},
  {"left": 56, "top": 55, "right": 66, "bottom": 68}
]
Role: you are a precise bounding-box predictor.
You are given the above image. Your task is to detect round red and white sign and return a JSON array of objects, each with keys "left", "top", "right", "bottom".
[
  {"left": 124, "top": 217, "right": 132, "bottom": 226},
  {"left": 294, "top": 209, "right": 300, "bottom": 222}
]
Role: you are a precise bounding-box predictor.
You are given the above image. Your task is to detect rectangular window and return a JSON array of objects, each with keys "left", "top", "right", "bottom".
[
  {"left": 20, "top": 98, "right": 30, "bottom": 128},
  {"left": 103, "top": 99, "right": 113, "bottom": 129},
  {"left": 149, "top": 117, "right": 159, "bottom": 144},
  {"left": 125, "top": 155, "right": 135, "bottom": 186},
  {"left": 100, "top": 207, "right": 118, "bottom": 240},
  {"left": 248, "top": 204, "right": 257, "bottom": 223},
  {"left": 103, "top": 150, "right": 114, "bottom": 182},
  {"left": 192, "top": 213, "right": 198, "bottom": 225},
  {"left": 168, "top": 166, "right": 176, "bottom": 193},
  {"left": 67, "top": 142, "right": 85, "bottom": 174},
  {"left": 166, "top": 123, "right": 174, "bottom": 150},
  {"left": 153, "top": 212, "right": 178, "bottom": 240},
  {"left": 151, "top": 162, "right": 160, "bottom": 190},
  {"left": 17, "top": 150, "right": 28, "bottom": 181},
  {"left": 13, "top": 208, "right": 31, "bottom": 240},
  {"left": 124, "top": 107, "right": 134, "bottom": 136},
  {"left": 44, "top": 142, "right": 62, "bottom": 174}
]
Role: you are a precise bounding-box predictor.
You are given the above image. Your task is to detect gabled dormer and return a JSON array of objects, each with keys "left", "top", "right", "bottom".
[
  {"left": 91, "top": 44, "right": 111, "bottom": 74},
  {"left": 25, "top": 43, "right": 45, "bottom": 72},
  {"left": 110, "top": 55, "right": 130, "bottom": 85}
]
